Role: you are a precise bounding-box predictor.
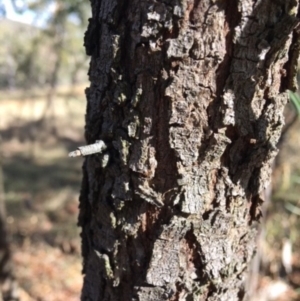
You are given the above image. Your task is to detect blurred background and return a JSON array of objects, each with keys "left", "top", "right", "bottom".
[
  {"left": 0, "top": 1, "right": 300, "bottom": 301},
  {"left": 0, "top": 0, "right": 89, "bottom": 300}
]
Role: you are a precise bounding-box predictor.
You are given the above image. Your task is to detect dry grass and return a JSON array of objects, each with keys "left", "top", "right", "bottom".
[{"left": 0, "top": 85, "right": 87, "bottom": 300}]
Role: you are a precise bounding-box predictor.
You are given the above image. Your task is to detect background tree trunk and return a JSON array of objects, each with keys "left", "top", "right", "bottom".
[
  {"left": 79, "top": 1, "right": 300, "bottom": 300},
  {"left": 0, "top": 136, "right": 18, "bottom": 301}
]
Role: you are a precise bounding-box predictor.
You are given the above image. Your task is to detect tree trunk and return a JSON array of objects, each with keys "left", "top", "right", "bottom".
[
  {"left": 79, "top": 1, "right": 300, "bottom": 300},
  {"left": 0, "top": 137, "right": 18, "bottom": 301}
]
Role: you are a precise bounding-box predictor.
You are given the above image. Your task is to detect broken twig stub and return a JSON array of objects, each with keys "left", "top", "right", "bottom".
[{"left": 68, "top": 140, "right": 107, "bottom": 157}]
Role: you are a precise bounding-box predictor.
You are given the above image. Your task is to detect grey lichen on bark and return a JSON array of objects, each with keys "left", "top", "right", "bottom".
[{"left": 79, "top": 0, "right": 300, "bottom": 300}]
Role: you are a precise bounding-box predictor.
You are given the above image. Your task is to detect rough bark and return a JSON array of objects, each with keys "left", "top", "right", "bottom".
[{"left": 79, "top": 1, "right": 300, "bottom": 300}]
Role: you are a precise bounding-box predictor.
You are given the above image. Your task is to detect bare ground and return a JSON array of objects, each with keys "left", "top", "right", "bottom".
[{"left": 0, "top": 86, "right": 86, "bottom": 301}]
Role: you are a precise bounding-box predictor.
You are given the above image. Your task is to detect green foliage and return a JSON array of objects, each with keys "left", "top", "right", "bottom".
[
  {"left": 27, "top": 0, "right": 89, "bottom": 25},
  {"left": 0, "top": 0, "right": 90, "bottom": 90},
  {"left": 289, "top": 90, "right": 300, "bottom": 115},
  {"left": 0, "top": 19, "right": 48, "bottom": 89}
]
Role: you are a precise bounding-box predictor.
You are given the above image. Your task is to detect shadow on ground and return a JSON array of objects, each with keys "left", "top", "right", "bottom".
[{"left": 0, "top": 93, "right": 86, "bottom": 301}]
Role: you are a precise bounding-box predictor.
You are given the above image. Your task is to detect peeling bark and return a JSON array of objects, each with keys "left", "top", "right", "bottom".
[{"left": 79, "top": 1, "right": 300, "bottom": 300}]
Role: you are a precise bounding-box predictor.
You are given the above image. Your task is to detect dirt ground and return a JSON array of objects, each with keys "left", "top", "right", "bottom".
[{"left": 0, "top": 86, "right": 86, "bottom": 301}]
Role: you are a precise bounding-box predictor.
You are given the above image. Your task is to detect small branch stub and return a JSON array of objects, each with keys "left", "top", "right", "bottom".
[{"left": 68, "top": 140, "right": 107, "bottom": 157}]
